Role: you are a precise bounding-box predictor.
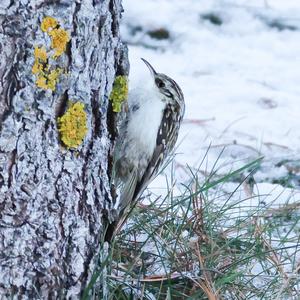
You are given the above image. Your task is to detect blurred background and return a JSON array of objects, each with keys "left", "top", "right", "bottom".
[
  {"left": 121, "top": 0, "right": 300, "bottom": 195},
  {"left": 113, "top": 2, "right": 300, "bottom": 297}
]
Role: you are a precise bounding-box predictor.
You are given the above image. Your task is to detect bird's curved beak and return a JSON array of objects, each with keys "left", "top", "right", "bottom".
[{"left": 141, "top": 58, "right": 157, "bottom": 76}]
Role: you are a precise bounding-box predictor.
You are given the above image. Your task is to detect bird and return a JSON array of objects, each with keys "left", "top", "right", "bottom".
[{"left": 107, "top": 58, "right": 185, "bottom": 241}]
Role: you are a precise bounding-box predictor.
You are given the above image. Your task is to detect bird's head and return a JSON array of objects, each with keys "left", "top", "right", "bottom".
[{"left": 141, "top": 58, "right": 184, "bottom": 109}]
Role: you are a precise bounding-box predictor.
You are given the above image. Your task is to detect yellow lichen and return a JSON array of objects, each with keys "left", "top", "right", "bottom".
[
  {"left": 57, "top": 102, "right": 88, "bottom": 148},
  {"left": 34, "top": 46, "right": 48, "bottom": 62},
  {"left": 32, "top": 45, "right": 62, "bottom": 90},
  {"left": 40, "top": 16, "right": 70, "bottom": 58},
  {"left": 35, "top": 74, "right": 47, "bottom": 89},
  {"left": 109, "top": 76, "right": 128, "bottom": 112},
  {"left": 35, "top": 68, "right": 62, "bottom": 91},
  {"left": 49, "top": 28, "right": 70, "bottom": 57},
  {"left": 38, "top": 69, "right": 62, "bottom": 91},
  {"left": 41, "top": 16, "right": 58, "bottom": 32},
  {"left": 48, "top": 69, "right": 62, "bottom": 90},
  {"left": 32, "top": 46, "right": 48, "bottom": 74},
  {"left": 33, "top": 17, "right": 70, "bottom": 90},
  {"left": 32, "top": 63, "right": 42, "bottom": 75}
]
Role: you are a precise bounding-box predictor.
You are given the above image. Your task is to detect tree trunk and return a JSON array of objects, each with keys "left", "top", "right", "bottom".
[{"left": 0, "top": 0, "right": 128, "bottom": 298}]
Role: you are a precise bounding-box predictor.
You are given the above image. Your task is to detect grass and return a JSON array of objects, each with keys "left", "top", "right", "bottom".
[{"left": 83, "top": 155, "right": 300, "bottom": 299}]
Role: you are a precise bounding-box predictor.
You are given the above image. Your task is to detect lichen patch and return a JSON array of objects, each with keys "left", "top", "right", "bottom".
[
  {"left": 109, "top": 76, "right": 128, "bottom": 112},
  {"left": 32, "top": 16, "right": 70, "bottom": 91},
  {"left": 41, "top": 16, "right": 58, "bottom": 32},
  {"left": 57, "top": 102, "right": 88, "bottom": 148},
  {"left": 48, "top": 27, "right": 70, "bottom": 58}
]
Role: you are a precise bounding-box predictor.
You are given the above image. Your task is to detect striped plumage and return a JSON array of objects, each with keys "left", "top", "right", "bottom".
[{"left": 107, "top": 58, "right": 185, "bottom": 240}]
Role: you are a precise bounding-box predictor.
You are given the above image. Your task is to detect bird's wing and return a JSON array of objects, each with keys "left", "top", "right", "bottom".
[
  {"left": 118, "top": 167, "right": 138, "bottom": 213},
  {"left": 110, "top": 144, "right": 164, "bottom": 240},
  {"left": 107, "top": 106, "right": 180, "bottom": 241},
  {"left": 132, "top": 105, "right": 177, "bottom": 202}
]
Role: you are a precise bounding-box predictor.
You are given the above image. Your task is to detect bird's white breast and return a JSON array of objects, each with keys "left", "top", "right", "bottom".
[{"left": 126, "top": 86, "right": 165, "bottom": 160}]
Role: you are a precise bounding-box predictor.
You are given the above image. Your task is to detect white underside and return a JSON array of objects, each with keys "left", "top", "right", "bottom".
[{"left": 126, "top": 86, "right": 165, "bottom": 163}]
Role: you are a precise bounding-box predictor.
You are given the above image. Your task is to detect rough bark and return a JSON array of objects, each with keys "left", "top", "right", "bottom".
[{"left": 0, "top": 0, "right": 128, "bottom": 298}]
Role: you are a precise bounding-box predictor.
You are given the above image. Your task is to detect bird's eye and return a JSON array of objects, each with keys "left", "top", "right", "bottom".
[{"left": 155, "top": 78, "right": 165, "bottom": 88}]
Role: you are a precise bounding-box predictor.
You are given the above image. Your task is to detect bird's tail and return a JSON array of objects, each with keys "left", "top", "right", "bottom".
[{"left": 105, "top": 167, "right": 138, "bottom": 242}]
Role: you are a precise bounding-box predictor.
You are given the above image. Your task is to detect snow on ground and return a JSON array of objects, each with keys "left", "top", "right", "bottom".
[{"left": 121, "top": 0, "right": 300, "bottom": 202}]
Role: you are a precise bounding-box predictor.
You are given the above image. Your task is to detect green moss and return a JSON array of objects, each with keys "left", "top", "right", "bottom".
[
  {"left": 109, "top": 76, "right": 128, "bottom": 112},
  {"left": 57, "top": 101, "right": 88, "bottom": 148}
]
